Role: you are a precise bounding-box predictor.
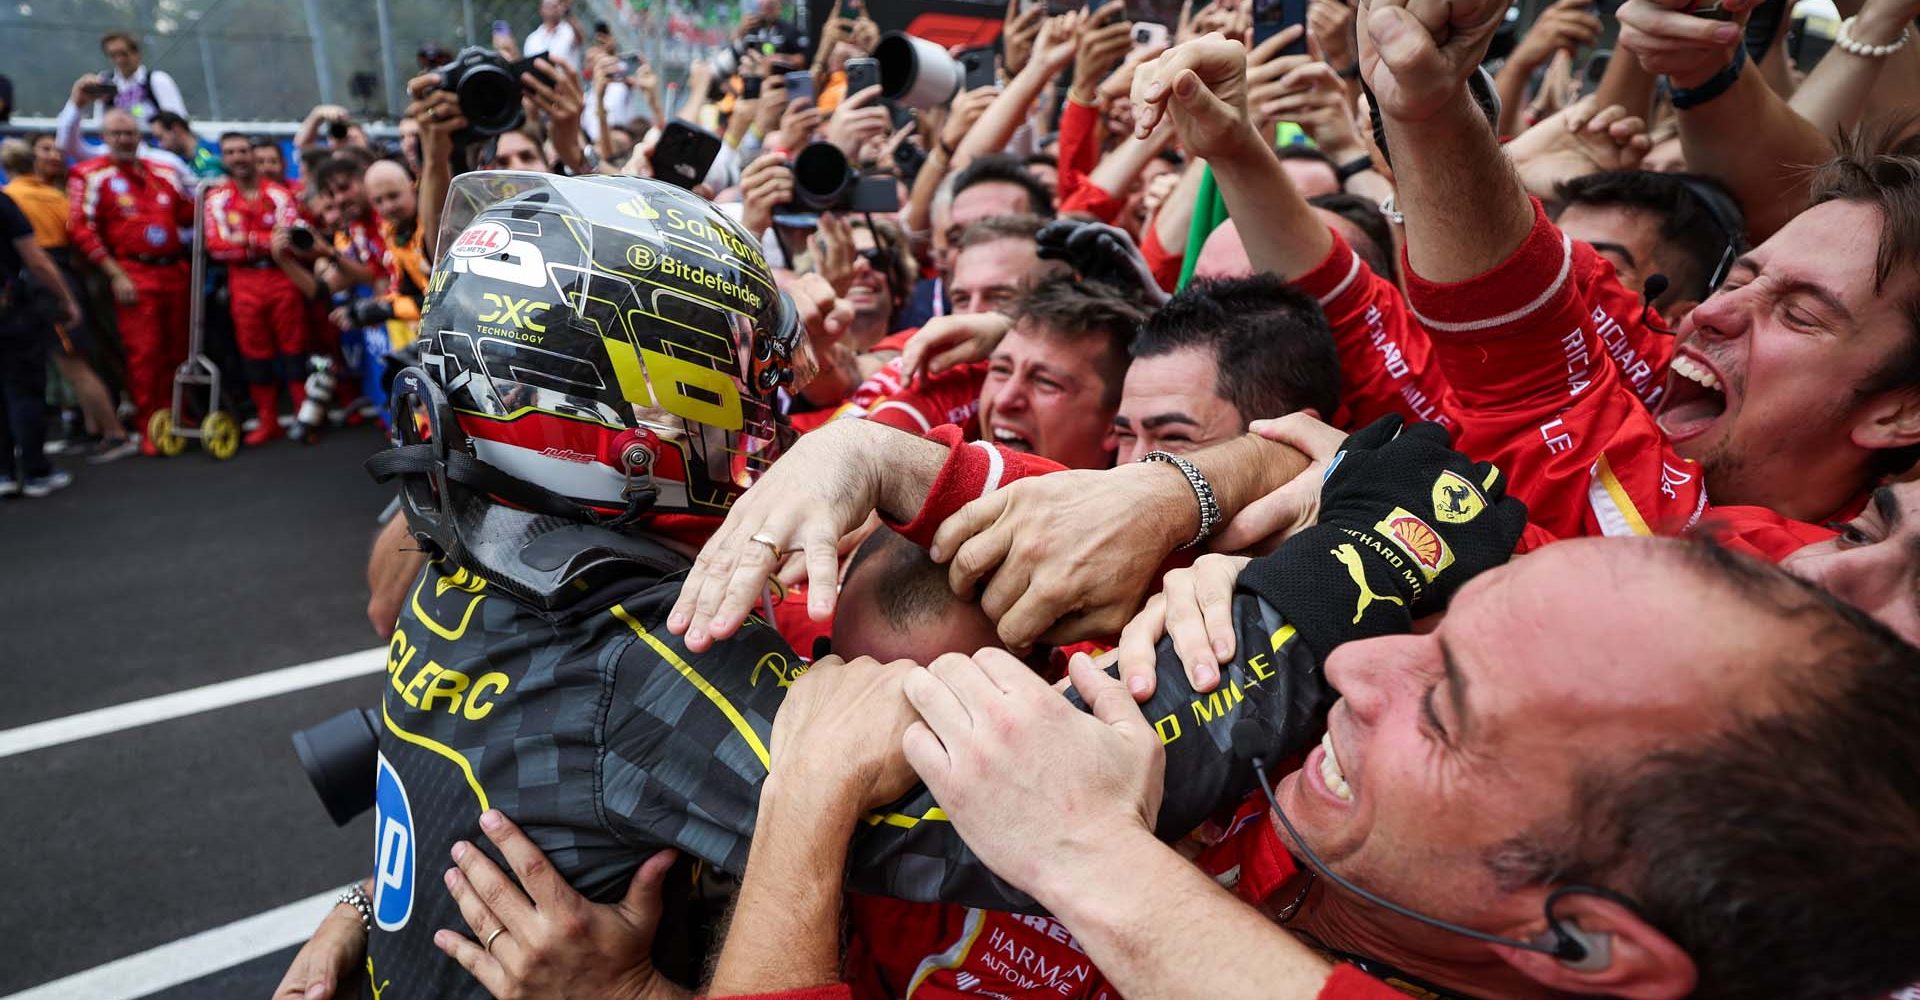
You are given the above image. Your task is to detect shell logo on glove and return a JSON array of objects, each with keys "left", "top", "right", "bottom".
[{"left": 1376, "top": 508, "right": 1455, "bottom": 581}]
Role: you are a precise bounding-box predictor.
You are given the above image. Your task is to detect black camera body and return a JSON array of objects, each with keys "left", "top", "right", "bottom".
[
  {"left": 790, "top": 142, "right": 900, "bottom": 215},
  {"left": 435, "top": 45, "right": 555, "bottom": 142}
]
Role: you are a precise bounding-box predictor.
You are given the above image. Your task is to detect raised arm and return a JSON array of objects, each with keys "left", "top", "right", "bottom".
[
  {"left": 1618, "top": 0, "right": 1832, "bottom": 240},
  {"left": 1357, "top": 0, "right": 1534, "bottom": 281},
  {"left": 953, "top": 9, "right": 1087, "bottom": 167},
  {"left": 404, "top": 72, "right": 464, "bottom": 263},
  {"left": 1130, "top": 35, "right": 1333, "bottom": 280},
  {"left": 1788, "top": 0, "right": 1920, "bottom": 132}
]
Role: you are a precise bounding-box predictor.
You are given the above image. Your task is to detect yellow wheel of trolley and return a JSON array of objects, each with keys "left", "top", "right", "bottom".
[
  {"left": 201, "top": 410, "right": 240, "bottom": 460},
  {"left": 146, "top": 409, "right": 187, "bottom": 457}
]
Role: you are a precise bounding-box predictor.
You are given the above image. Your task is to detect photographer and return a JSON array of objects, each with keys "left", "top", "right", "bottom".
[
  {"left": 403, "top": 52, "right": 586, "bottom": 264},
  {"left": 54, "top": 76, "right": 193, "bottom": 182},
  {"left": 80, "top": 32, "right": 187, "bottom": 122}
]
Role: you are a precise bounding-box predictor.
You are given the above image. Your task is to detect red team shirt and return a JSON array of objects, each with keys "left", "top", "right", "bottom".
[
  {"left": 202, "top": 178, "right": 303, "bottom": 263},
  {"left": 66, "top": 155, "right": 193, "bottom": 265}
]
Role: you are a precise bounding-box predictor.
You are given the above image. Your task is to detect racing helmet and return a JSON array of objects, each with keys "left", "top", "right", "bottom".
[{"left": 374, "top": 172, "right": 815, "bottom": 604}]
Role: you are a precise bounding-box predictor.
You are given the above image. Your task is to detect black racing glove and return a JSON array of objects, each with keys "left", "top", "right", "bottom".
[
  {"left": 1034, "top": 218, "right": 1171, "bottom": 307},
  {"left": 1238, "top": 415, "right": 1530, "bottom": 662}
]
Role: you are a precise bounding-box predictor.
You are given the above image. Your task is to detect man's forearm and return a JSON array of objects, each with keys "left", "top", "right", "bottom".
[
  {"left": 707, "top": 778, "right": 856, "bottom": 995},
  {"left": 21, "top": 244, "right": 81, "bottom": 322},
  {"left": 1679, "top": 69, "right": 1830, "bottom": 240},
  {"left": 1493, "top": 54, "right": 1545, "bottom": 137},
  {"left": 1207, "top": 127, "right": 1335, "bottom": 280},
  {"left": 1130, "top": 432, "right": 1315, "bottom": 554},
  {"left": 1385, "top": 89, "right": 1535, "bottom": 283},
  {"left": 1035, "top": 826, "right": 1334, "bottom": 1000},
  {"left": 1192, "top": 432, "right": 1312, "bottom": 527},
  {"left": 1151, "top": 157, "right": 1210, "bottom": 260},
  {"left": 1085, "top": 128, "right": 1174, "bottom": 206},
  {"left": 56, "top": 102, "right": 88, "bottom": 162},
  {"left": 867, "top": 423, "right": 953, "bottom": 525},
  {"left": 955, "top": 65, "right": 1051, "bottom": 164}
]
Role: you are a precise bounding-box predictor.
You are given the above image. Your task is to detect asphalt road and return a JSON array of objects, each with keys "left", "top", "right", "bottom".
[{"left": 0, "top": 424, "right": 394, "bottom": 998}]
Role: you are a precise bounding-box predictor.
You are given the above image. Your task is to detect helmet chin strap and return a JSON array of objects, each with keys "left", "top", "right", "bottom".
[{"left": 367, "top": 441, "right": 660, "bottom": 532}]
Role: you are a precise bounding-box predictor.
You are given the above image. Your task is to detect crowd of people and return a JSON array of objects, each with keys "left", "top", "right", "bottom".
[{"left": 9, "top": 0, "right": 1917, "bottom": 996}]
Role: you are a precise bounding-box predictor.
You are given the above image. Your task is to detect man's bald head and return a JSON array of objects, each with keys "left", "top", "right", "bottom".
[
  {"left": 101, "top": 109, "right": 141, "bottom": 161},
  {"left": 363, "top": 160, "right": 417, "bottom": 226}
]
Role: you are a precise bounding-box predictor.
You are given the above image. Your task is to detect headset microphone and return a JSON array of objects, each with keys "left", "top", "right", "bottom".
[
  {"left": 1640, "top": 273, "right": 1673, "bottom": 332},
  {"left": 1228, "top": 720, "right": 1623, "bottom": 973},
  {"left": 1641, "top": 273, "right": 1670, "bottom": 307}
]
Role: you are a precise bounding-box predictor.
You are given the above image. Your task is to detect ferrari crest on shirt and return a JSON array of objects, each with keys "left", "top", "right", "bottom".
[
  {"left": 1430, "top": 470, "right": 1487, "bottom": 525},
  {"left": 1377, "top": 508, "right": 1454, "bottom": 581}
]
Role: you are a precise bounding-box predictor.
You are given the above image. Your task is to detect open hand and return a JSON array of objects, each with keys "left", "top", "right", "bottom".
[
  {"left": 1115, "top": 553, "right": 1254, "bottom": 697},
  {"left": 435, "top": 811, "right": 681, "bottom": 1000},
  {"left": 903, "top": 650, "right": 1165, "bottom": 897}
]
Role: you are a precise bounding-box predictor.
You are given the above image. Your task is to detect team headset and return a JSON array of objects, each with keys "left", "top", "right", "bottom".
[
  {"left": 1231, "top": 719, "right": 1641, "bottom": 973},
  {"left": 1674, "top": 176, "right": 1747, "bottom": 295}
]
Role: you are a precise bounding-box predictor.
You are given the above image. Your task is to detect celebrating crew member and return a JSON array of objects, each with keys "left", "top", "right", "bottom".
[
  {"left": 67, "top": 108, "right": 194, "bottom": 453},
  {"left": 204, "top": 132, "right": 308, "bottom": 445}
]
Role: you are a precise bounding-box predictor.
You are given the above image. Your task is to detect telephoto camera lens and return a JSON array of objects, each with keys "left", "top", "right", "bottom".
[
  {"left": 291, "top": 705, "right": 381, "bottom": 826},
  {"left": 792, "top": 142, "right": 857, "bottom": 211}
]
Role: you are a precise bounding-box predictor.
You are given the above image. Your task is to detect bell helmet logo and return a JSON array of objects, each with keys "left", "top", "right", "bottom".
[
  {"left": 372, "top": 752, "right": 416, "bottom": 930},
  {"left": 448, "top": 220, "right": 512, "bottom": 259}
]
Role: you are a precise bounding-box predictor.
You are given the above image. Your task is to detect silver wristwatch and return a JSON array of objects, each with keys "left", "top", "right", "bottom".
[
  {"left": 1143, "top": 451, "right": 1221, "bottom": 550},
  {"left": 337, "top": 883, "right": 373, "bottom": 934}
]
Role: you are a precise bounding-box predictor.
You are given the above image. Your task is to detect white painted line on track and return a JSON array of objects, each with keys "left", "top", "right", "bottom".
[
  {"left": 0, "top": 889, "right": 335, "bottom": 1000},
  {"left": 0, "top": 647, "right": 386, "bottom": 759}
]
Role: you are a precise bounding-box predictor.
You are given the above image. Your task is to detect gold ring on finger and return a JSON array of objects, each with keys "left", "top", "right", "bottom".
[{"left": 484, "top": 927, "right": 508, "bottom": 953}]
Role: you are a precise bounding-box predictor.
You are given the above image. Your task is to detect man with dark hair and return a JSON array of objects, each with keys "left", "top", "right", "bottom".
[
  {"left": 150, "top": 111, "right": 223, "bottom": 179},
  {"left": 851, "top": 216, "right": 1062, "bottom": 436},
  {"left": 844, "top": 216, "right": 915, "bottom": 351},
  {"left": 1023, "top": 153, "right": 1061, "bottom": 196},
  {"left": 1552, "top": 169, "right": 1745, "bottom": 317},
  {"left": 1116, "top": 275, "right": 1341, "bottom": 463},
  {"left": 1307, "top": 193, "right": 1398, "bottom": 287},
  {"left": 296, "top": 144, "right": 333, "bottom": 184},
  {"left": 204, "top": 132, "right": 308, "bottom": 445},
  {"left": 947, "top": 214, "right": 1049, "bottom": 317},
  {"left": 979, "top": 274, "right": 1146, "bottom": 469},
  {"left": 831, "top": 528, "right": 1022, "bottom": 666},
  {"left": 951, "top": 154, "right": 1057, "bottom": 229},
  {"left": 1275, "top": 145, "right": 1341, "bottom": 198},
  {"left": 250, "top": 139, "right": 288, "bottom": 185}
]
